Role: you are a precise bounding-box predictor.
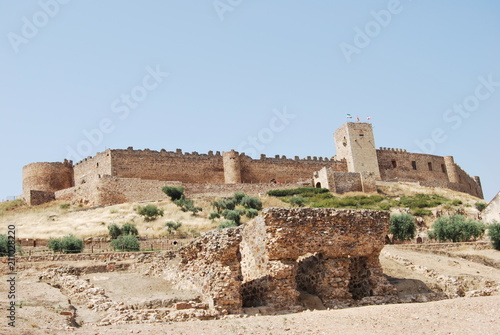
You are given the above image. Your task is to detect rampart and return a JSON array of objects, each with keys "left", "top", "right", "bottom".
[
  {"left": 22, "top": 122, "right": 484, "bottom": 205},
  {"left": 376, "top": 148, "right": 483, "bottom": 198},
  {"left": 172, "top": 208, "right": 395, "bottom": 312}
]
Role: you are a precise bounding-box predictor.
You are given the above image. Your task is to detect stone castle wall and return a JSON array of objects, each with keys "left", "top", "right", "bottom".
[
  {"left": 376, "top": 148, "right": 483, "bottom": 198},
  {"left": 22, "top": 123, "right": 484, "bottom": 205}
]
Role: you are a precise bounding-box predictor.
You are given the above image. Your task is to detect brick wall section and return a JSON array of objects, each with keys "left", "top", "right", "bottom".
[
  {"left": 73, "top": 150, "right": 112, "bottom": 187},
  {"left": 29, "top": 190, "right": 56, "bottom": 206},
  {"left": 240, "top": 154, "right": 347, "bottom": 184},
  {"left": 376, "top": 149, "right": 450, "bottom": 183},
  {"left": 110, "top": 149, "right": 226, "bottom": 183},
  {"left": 175, "top": 228, "right": 243, "bottom": 313}
]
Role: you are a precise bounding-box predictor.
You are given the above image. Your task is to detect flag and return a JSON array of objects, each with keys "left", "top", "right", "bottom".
[
  {"left": 356, "top": 116, "right": 360, "bottom": 122},
  {"left": 346, "top": 114, "right": 352, "bottom": 118},
  {"left": 367, "top": 116, "right": 371, "bottom": 120}
]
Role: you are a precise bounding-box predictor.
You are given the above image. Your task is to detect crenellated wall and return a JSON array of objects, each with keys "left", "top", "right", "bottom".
[
  {"left": 21, "top": 123, "right": 484, "bottom": 206},
  {"left": 240, "top": 154, "right": 347, "bottom": 184}
]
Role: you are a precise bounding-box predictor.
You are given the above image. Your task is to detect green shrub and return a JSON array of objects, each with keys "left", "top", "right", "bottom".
[
  {"left": 475, "top": 202, "right": 487, "bottom": 212},
  {"left": 162, "top": 186, "right": 185, "bottom": 201},
  {"left": 379, "top": 202, "right": 392, "bottom": 211},
  {"left": 233, "top": 192, "right": 246, "bottom": 203},
  {"left": 174, "top": 197, "right": 202, "bottom": 215},
  {"left": 289, "top": 196, "right": 306, "bottom": 207},
  {"left": 165, "top": 220, "right": 183, "bottom": 233},
  {"left": 430, "top": 215, "right": 486, "bottom": 242},
  {"left": 108, "top": 223, "right": 122, "bottom": 239},
  {"left": 488, "top": 221, "right": 500, "bottom": 250},
  {"left": 137, "top": 204, "right": 164, "bottom": 221},
  {"left": 488, "top": 222, "right": 500, "bottom": 250},
  {"left": 389, "top": 213, "right": 416, "bottom": 241},
  {"left": 208, "top": 212, "right": 221, "bottom": 220},
  {"left": 0, "top": 234, "right": 11, "bottom": 256},
  {"left": 240, "top": 196, "right": 262, "bottom": 210},
  {"left": 212, "top": 199, "right": 237, "bottom": 213},
  {"left": 217, "top": 220, "right": 238, "bottom": 229},
  {"left": 47, "top": 238, "right": 62, "bottom": 252},
  {"left": 60, "top": 235, "right": 84, "bottom": 254},
  {"left": 411, "top": 208, "right": 433, "bottom": 217},
  {"left": 122, "top": 223, "right": 138, "bottom": 236},
  {"left": 451, "top": 199, "right": 463, "bottom": 206},
  {"left": 222, "top": 209, "right": 241, "bottom": 225},
  {"left": 399, "top": 194, "right": 447, "bottom": 209},
  {"left": 246, "top": 208, "right": 259, "bottom": 218},
  {"left": 110, "top": 235, "right": 140, "bottom": 251},
  {"left": 267, "top": 187, "right": 329, "bottom": 197}
]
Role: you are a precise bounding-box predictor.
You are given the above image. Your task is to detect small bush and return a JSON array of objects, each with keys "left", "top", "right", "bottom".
[
  {"left": 222, "top": 209, "right": 241, "bottom": 225},
  {"left": 212, "top": 199, "right": 237, "bottom": 213},
  {"left": 389, "top": 213, "right": 416, "bottom": 241},
  {"left": 234, "top": 192, "right": 246, "bottom": 203},
  {"left": 122, "top": 223, "right": 138, "bottom": 236},
  {"left": 475, "top": 202, "right": 487, "bottom": 212},
  {"left": 246, "top": 208, "right": 259, "bottom": 218},
  {"left": 162, "top": 186, "right": 185, "bottom": 201},
  {"left": 165, "top": 220, "right": 183, "bottom": 233},
  {"left": 289, "top": 196, "right": 306, "bottom": 207},
  {"left": 208, "top": 212, "right": 221, "bottom": 221},
  {"left": 60, "top": 235, "right": 84, "bottom": 254},
  {"left": 108, "top": 223, "right": 122, "bottom": 239},
  {"left": 267, "top": 187, "right": 329, "bottom": 197},
  {"left": 240, "top": 196, "right": 263, "bottom": 210},
  {"left": 110, "top": 235, "right": 140, "bottom": 251},
  {"left": 47, "top": 238, "right": 62, "bottom": 252},
  {"left": 60, "top": 203, "right": 70, "bottom": 210},
  {"left": 174, "top": 197, "right": 203, "bottom": 215},
  {"left": 431, "top": 215, "right": 485, "bottom": 242},
  {"left": 451, "top": 200, "right": 463, "bottom": 206},
  {"left": 488, "top": 221, "right": 500, "bottom": 250},
  {"left": 137, "top": 204, "right": 164, "bottom": 221},
  {"left": 218, "top": 220, "right": 238, "bottom": 229}
]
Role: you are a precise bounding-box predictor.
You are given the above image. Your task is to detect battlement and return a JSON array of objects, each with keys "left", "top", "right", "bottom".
[
  {"left": 22, "top": 122, "right": 484, "bottom": 206},
  {"left": 378, "top": 147, "right": 407, "bottom": 153}
]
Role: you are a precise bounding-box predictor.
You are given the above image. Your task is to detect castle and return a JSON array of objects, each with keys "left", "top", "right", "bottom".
[{"left": 22, "top": 122, "right": 483, "bottom": 206}]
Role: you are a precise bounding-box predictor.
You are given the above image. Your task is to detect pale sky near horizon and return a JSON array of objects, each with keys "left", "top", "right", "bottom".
[{"left": 0, "top": 1, "right": 499, "bottom": 201}]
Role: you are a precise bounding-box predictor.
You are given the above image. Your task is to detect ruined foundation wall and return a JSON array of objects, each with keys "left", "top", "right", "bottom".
[{"left": 175, "top": 228, "right": 243, "bottom": 313}]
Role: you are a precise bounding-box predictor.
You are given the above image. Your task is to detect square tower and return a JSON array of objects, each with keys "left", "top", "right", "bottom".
[{"left": 334, "top": 122, "right": 381, "bottom": 179}]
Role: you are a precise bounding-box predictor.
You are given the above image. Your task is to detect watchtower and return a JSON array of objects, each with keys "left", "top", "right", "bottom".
[{"left": 334, "top": 122, "right": 381, "bottom": 179}]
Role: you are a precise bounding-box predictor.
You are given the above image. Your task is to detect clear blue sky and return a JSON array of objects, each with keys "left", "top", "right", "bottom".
[{"left": 1, "top": 0, "right": 499, "bottom": 201}]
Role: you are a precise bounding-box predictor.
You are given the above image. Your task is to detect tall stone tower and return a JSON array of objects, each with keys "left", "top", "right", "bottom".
[
  {"left": 222, "top": 150, "right": 242, "bottom": 184},
  {"left": 334, "top": 122, "right": 381, "bottom": 179}
]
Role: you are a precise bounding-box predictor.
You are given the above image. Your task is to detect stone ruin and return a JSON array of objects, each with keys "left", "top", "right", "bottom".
[{"left": 170, "top": 208, "right": 395, "bottom": 313}]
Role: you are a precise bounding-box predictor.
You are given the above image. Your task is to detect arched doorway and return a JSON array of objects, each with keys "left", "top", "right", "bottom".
[{"left": 315, "top": 182, "right": 321, "bottom": 188}]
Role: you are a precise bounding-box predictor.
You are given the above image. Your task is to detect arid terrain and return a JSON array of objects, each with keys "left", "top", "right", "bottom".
[
  {"left": 1, "top": 183, "right": 498, "bottom": 334},
  {"left": 1, "top": 242, "right": 499, "bottom": 334}
]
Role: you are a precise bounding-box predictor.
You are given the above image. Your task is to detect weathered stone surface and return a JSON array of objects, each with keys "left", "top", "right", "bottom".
[{"left": 172, "top": 208, "right": 395, "bottom": 313}]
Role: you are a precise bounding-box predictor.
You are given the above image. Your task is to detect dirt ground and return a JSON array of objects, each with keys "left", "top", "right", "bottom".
[{"left": 1, "top": 244, "right": 499, "bottom": 335}]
